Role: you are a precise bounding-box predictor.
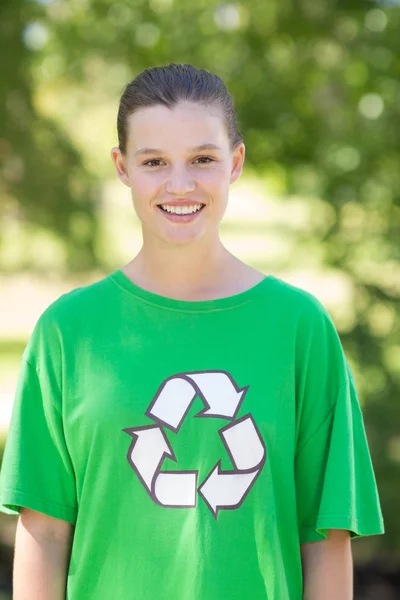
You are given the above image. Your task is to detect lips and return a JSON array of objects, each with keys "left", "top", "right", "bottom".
[
  {"left": 157, "top": 200, "right": 205, "bottom": 206},
  {"left": 158, "top": 204, "right": 205, "bottom": 215},
  {"left": 157, "top": 204, "right": 206, "bottom": 220}
]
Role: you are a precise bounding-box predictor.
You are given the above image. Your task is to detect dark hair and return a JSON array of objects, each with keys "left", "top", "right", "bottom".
[{"left": 116, "top": 63, "right": 243, "bottom": 155}]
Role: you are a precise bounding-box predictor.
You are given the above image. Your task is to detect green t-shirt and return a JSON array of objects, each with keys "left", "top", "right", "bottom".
[{"left": 0, "top": 269, "right": 384, "bottom": 600}]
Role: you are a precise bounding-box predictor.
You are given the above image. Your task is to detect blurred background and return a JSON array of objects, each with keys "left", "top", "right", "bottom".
[{"left": 1, "top": 0, "right": 399, "bottom": 597}]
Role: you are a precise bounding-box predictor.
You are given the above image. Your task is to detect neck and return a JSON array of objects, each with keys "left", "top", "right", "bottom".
[{"left": 123, "top": 233, "right": 238, "bottom": 300}]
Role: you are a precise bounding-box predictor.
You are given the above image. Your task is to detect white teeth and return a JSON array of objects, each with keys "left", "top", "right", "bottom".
[{"left": 160, "top": 204, "right": 203, "bottom": 215}]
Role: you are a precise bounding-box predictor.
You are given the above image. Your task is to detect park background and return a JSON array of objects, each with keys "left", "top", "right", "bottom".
[{"left": 0, "top": 0, "right": 399, "bottom": 597}]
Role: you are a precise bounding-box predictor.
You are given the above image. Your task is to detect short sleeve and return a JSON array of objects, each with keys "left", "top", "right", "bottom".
[
  {"left": 0, "top": 314, "right": 77, "bottom": 524},
  {"left": 294, "top": 300, "right": 385, "bottom": 543}
]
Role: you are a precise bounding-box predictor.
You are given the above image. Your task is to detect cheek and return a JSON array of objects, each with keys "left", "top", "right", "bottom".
[
  {"left": 197, "top": 164, "right": 231, "bottom": 190},
  {"left": 130, "top": 171, "right": 163, "bottom": 201},
  {"left": 130, "top": 172, "right": 149, "bottom": 191}
]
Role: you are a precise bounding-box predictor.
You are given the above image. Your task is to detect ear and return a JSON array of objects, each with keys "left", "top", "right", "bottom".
[
  {"left": 110, "top": 147, "right": 131, "bottom": 187},
  {"left": 230, "top": 143, "right": 245, "bottom": 185}
]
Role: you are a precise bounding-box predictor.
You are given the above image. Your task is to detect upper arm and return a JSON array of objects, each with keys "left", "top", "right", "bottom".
[
  {"left": 300, "top": 528, "right": 351, "bottom": 560},
  {"left": 300, "top": 530, "right": 353, "bottom": 582},
  {"left": 13, "top": 508, "right": 74, "bottom": 599},
  {"left": 300, "top": 530, "right": 353, "bottom": 599},
  {"left": 19, "top": 507, "right": 74, "bottom": 544}
]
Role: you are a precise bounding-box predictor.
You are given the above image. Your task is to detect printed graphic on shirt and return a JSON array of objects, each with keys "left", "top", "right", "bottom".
[{"left": 122, "top": 370, "right": 266, "bottom": 518}]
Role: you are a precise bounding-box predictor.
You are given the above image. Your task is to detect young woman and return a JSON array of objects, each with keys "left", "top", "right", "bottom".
[{"left": 0, "top": 63, "right": 384, "bottom": 600}]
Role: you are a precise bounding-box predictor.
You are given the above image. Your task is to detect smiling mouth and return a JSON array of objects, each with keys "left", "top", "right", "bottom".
[{"left": 157, "top": 204, "right": 205, "bottom": 215}]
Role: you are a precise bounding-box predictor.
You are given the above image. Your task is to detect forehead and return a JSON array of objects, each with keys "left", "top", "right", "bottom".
[{"left": 126, "top": 102, "right": 228, "bottom": 152}]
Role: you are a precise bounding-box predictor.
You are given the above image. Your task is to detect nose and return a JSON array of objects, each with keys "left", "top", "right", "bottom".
[{"left": 165, "top": 163, "right": 196, "bottom": 195}]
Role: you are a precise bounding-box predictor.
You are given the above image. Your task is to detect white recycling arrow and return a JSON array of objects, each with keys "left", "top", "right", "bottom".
[
  {"left": 198, "top": 462, "right": 260, "bottom": 518},
  {"left": 146, "top": 376, "right": 197, "bottom": 432},
  {"left": 198, "top": 414, "right": 266, "bottom": 518},
  {"left": 154, "top": 472, "right": 197, "bottom": 507},
  {"left": 123, "top": 425, "right": 198, "bottom": 508},
  {"left": 147, "top": 370, "right": 248, "bottom": 431},
  {"left": 186, "top": 372, "right": 247, "bottom": 419},
  {"left": 219, "top": 414, "right": 265, "bottom": 470}
]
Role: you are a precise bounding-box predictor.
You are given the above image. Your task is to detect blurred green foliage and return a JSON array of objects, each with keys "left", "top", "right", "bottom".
[{"left": 0, "top": 0, "right": 399, "bottom": 571}]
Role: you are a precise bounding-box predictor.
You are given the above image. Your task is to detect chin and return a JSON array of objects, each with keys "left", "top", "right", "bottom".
[
  {"left": 163, "top": 235, "right": 201, "bottom": 246},
  {"left": 159, "top": 228, "right": 204, "bottom": 246}
]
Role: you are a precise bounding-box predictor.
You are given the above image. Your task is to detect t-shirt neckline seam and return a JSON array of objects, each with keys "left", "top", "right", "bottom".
[{"left": 108, "top": 270, "right": 273, "bottom": 313}]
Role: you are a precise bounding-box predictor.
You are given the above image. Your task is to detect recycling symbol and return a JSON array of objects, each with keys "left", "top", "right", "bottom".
[{"left": 122, "top": 370, "right": 266, "bottom": 518}]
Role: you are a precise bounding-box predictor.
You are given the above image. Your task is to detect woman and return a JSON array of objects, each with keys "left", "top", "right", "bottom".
[{"left": 0, "top": 63, "right": 384, "bottom": 600}]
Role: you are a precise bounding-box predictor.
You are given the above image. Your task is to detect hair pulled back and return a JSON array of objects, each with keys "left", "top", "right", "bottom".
[{"left": 117, "top": 63, "right": 243, "bottom": 156}]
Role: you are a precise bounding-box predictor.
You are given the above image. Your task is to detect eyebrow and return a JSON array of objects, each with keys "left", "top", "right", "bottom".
[{"left": 134, "top": 143, "right": 222, "bottom": 157}]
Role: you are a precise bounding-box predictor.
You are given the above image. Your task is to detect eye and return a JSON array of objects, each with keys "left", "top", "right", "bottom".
[
  {"left": 143, "top": 159, "right": 163, "bottom": 167},
  {"left": 194, "top": 156, "right": 215, "bottom": 165},
  {"left": 142, "top": 156, "right": 215, "bottom": 168}
]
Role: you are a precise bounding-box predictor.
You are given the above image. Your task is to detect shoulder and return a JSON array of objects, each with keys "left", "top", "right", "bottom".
[
  {"left": 266, "top": 275, "right": 334, "bottom": 326},
  {"left": 25, "top": 274, "right": 114, "bottom": 358},
  {"left": 268, "top": 278, "right": 348, "bottom": 380},
  {"left": 262, "top": 275, "right": 345, "bottom": 360}
]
